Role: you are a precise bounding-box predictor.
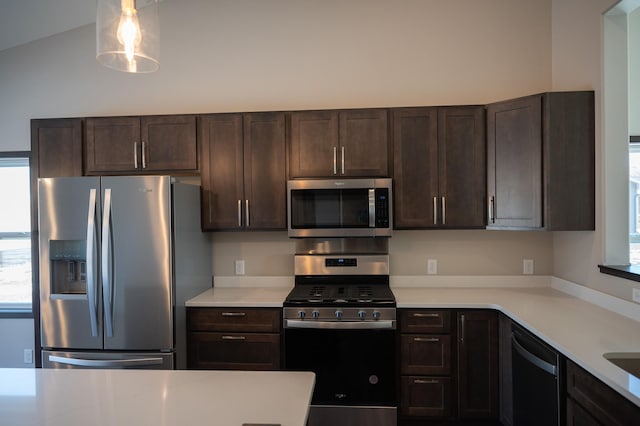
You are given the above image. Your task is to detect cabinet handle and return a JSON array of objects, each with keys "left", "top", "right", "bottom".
[
  {"left": 414, "top": 337, "right": 439, "bottom": 342},
  {"left": 133, "top": 142, "right": 138, "bottom": 169},
  {"left": 489, "top": 196, "right": 495, "bottom": 223},
  {"left": 237, "top": 200, "right": 242, "bottom": 227},
  {"left": 141, "top": 141, "right": 146, "bottom": 169},
  {"left": 412, "top": 313, "right": 440, "bottom": 318},
  {"left": 341, "top": 146, "right": 345, "bottom": 175},
  {"left": 441, "top": 197, "right": 446, "bottom": 225},
  {"left": 333, "top": 146, "right": 337, "bottom": 175},
  {"left": 433, "top": 197, "right": 438, "bottom": 225},
  {"left": 221, "top": 312, "right": 246, "bottom": 317},
  {"left": 460, "top": 314, "right": 465, "bottom": 344},
  {"left": 245, "top": 200, "right": 250, "bottom": 227},
  {"left": 221, "top": 335, "right": 246, "bottom": 340},
  {"left": 414, "top": 379, "right": 439, "bottom": 385}
]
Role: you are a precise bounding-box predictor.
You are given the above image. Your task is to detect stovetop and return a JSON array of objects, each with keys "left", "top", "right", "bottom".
[{"left": 284, "top": 283, "right": 396, "bottom": 306}]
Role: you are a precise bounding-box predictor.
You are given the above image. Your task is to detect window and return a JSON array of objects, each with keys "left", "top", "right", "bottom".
[
  {"left": 630, "top": 139, "right": 640, "bottom": 264},
  {"left": 0, "top": 153, "right": 31, "bottom": 311}
]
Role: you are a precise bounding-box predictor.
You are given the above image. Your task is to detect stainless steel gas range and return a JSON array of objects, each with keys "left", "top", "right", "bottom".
[{"left": 283, "top": 251, "right": 397, "bottom": 426}]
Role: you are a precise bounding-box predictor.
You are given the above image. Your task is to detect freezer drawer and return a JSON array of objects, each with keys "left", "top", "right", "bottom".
[{"left": 42, "top": 350, "right": 174, "bottom": 369}]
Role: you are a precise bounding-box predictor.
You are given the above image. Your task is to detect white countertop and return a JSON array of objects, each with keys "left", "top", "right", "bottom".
[
  {"left": 186, "top": 286, "right": 292, "bottom": 307},
  {"left": 185, "top": 280, "right": 640, "bottom": 407},
  {"left": 0, "top": 368, "right": 315, "bottom": 426}
]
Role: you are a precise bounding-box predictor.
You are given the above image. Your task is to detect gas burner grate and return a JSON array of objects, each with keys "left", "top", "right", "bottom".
[{"left": 308, "top": 286, "right": 326, "bottom": 299}]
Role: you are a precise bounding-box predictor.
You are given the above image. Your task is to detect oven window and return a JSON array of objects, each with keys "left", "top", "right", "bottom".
[
  {"left": 284, "top": 328, "right": 396, "bottom": 405},
  {"left": 290, "top": 189, "right": 370, "bottom": 228}
]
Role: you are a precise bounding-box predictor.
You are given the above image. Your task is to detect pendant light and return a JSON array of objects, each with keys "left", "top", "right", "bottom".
[{"left": 96, "top": 0, "right": 159, "bottom": 73}]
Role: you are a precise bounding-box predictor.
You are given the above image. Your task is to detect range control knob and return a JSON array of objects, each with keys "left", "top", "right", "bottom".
[
  {"left": 335, "top": 310, "right": 343, "bottom": 319},
  {"left": 357, "top": 310, "right": 367, "bottom": 319},
  {"left": 372, "top": 310, "right": 381, "bottom": 320},
  {"left": 312, "top": 310, "right": 320, "bottom": 319},
  {"left": 298, "top": 310, "right": 306, "bottom": 319}
]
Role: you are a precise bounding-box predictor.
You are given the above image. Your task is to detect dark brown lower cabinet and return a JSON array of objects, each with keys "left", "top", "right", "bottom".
[
  {"left": 399, "top": 309, "right": 498, "bottom": 424},
  {"left": 566, "top": 359, "right": 640, "bottom": 425},
  {"left": 401, "top": 376, "right": 452, "bottom": 417},
  {"left": 457, "top": 310, "right": 499, "bottom": 419},
  {"left": 187, "top": 332, "right": 280, "bottom": 370},
  {"left": 186, "top": 307, "right": 281, "bottom": 370}
]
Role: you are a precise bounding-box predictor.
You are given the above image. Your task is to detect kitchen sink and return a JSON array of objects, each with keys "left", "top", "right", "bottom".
[{"left": 603, "top": 353, "right": 640, "bottom": 378}]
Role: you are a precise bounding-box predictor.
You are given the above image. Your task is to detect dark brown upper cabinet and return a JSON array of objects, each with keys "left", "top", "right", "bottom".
[
  {"left": 289, "top": 108, "right": 389, "bottom": 178},
  {"left": 486, "top": 91, "right": 595, "bottom": 230},
  {"left": 84, "top": 115, "right": 198, "bottom": 175},
  {"left": 393, "top": 106, "right": 486, "bottom": 229},
  {"left": 200, "top": 112, "right": 286, "bottom": 231}
]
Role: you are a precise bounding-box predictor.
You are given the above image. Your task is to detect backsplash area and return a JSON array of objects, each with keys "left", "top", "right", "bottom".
[{"left": 210, "top": 230, "right": 553, "bottom": 278}]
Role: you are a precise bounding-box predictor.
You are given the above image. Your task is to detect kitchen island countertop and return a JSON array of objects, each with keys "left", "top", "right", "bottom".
[{"left": 0, "top": 368, "right": 314, "bottom": 426}]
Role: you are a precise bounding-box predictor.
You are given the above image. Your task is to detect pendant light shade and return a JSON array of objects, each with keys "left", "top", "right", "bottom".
[{"left": 96, "top": 0, "right": 159, "bottom": 73}]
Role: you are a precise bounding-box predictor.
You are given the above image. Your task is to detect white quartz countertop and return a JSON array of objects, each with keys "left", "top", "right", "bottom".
[
  {"left": 186, "top": 283, "right": 640, "bottom": 407},
  {"left": 0, "top": 368, "right": 315, "bottom": 426},
  {"left": 186, "top": 286, "right": 292, "bottom": 307}
]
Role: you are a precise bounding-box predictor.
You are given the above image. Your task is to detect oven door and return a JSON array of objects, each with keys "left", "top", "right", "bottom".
[{"left": 284, "top": 326, "right": 397, "bottom": 426}]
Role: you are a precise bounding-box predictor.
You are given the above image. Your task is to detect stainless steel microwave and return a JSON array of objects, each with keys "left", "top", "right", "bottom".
[{"left": 287, "top": 178, "right": 393, "bottom": 238}]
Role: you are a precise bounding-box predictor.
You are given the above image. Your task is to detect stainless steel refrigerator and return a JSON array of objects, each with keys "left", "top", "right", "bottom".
[{"left": 38, "top": 175, "right": 211, "bottom": 369}]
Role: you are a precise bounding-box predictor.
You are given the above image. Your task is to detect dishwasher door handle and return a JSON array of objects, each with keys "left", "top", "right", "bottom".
[{"left": 512, "top": 334, "right": 558, "bottom": 376}]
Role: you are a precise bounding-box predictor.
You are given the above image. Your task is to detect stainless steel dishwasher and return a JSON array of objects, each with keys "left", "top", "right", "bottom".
[{"left": 511, "top": 324, "right": 562, "bottom": 426}]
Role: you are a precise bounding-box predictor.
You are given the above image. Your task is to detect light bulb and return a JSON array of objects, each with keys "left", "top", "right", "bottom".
[{"left": 116, "top": 0, "right": 142, "bottom": 72}]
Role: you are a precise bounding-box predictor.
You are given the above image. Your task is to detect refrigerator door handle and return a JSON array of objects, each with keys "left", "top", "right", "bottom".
[
  {"left": 85, "top": 188, "right": 99, "bottom": 337},
  {"left": 101, "top": 188, "right": 114, "bottom": 337},
  {"left": 48, "top": 355, "right": 164, "bottom": 368}
]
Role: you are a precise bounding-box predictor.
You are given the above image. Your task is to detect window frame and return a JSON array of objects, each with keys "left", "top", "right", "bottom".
[{"left": 0, "top": 151, "right": 33, "bottom": 317}]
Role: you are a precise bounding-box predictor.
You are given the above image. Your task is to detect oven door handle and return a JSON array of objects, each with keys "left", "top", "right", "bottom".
[{"left": 284, "top": 319, "right": 396, "bottom": 330}]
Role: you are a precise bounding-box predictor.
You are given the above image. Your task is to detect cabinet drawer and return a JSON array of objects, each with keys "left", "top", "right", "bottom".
[
  {"left": 566, "top": 360, "right": 640, "bottom": 425},
  {"left": 401, "top": 334, "right": 451, "bottom": 375},
  {"left": 187, "top": 308, "right": 281, "bottom": 333},
  {"left": 400, "top": 310, "right": 451, "bottom": 334},
  {"left": 400, "top": 376, "right": 452, "bottom": 417},
  {"left": 187, "top": 332, "right": 280, "bottom": 370}
]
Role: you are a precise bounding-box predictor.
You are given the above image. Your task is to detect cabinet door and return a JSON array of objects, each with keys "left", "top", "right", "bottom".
[
  {"left": 401, "top": 334, "right": 451, "bottom": 375},
  {"left": 187, "top": 332, "right": 281, "bottom": 370},
  {"left": 85, "top": 116, "right": 140, "bottom": 174},
  {"left": 199, "top": 114, "right": 244, "bottom": 230},
  {"left": 400, "top": 376, "right": 452, "bottom": 417},
  {"left": 438, "top": 107, "right": 486, "bottom": 228},
  {"left": 31, "top": 118, "right": 83, "bottom": 179},
  {"left": 487, "top": 95, "right": 542, "bottom": 228},
  {"left": 339, "top": 109, "right": 389, "bottom": 177},
  {"left": 141, "top": 115, "right": 198, "bottom": 172},
  {"left": 243, "top": 112, "right": 287, "bottom": 229},
  {"left": 392, "top": 108, "right": 438, "bottom": 228},
  {"left": 289, "top": 110, "right": 338, "bottom": 178},
  {"left": 457, "top": 310, "right": 498, "bottom": 419}
]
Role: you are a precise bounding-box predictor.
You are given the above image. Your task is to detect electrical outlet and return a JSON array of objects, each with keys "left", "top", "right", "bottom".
[
  {"left": 23, "top": 349, "right": 32, "bottom": 364},
  {"left": 235, "top": 260, "right": 245, "bottom": 275},
  {"left": 633, "top": 288, "right": 640, "bottom": 303},
  {"left": 427, "top": 259, "right": 438, "bottom": 275},
  {"left": 523, "top": 259, "right": 534, "bottom": 275}
]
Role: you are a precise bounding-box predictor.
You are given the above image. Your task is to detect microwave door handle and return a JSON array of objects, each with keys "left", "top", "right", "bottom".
[{"left": 368, "top": 189, "right": 375, "bottom": 227}]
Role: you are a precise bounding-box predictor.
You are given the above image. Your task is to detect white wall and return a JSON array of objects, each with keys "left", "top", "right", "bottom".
[
  {"left": 551, "top": 0, "right": 640, "bottom": 302},
  {"left": 0, "top": 318, "right": 34, "bottom": 367}
]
